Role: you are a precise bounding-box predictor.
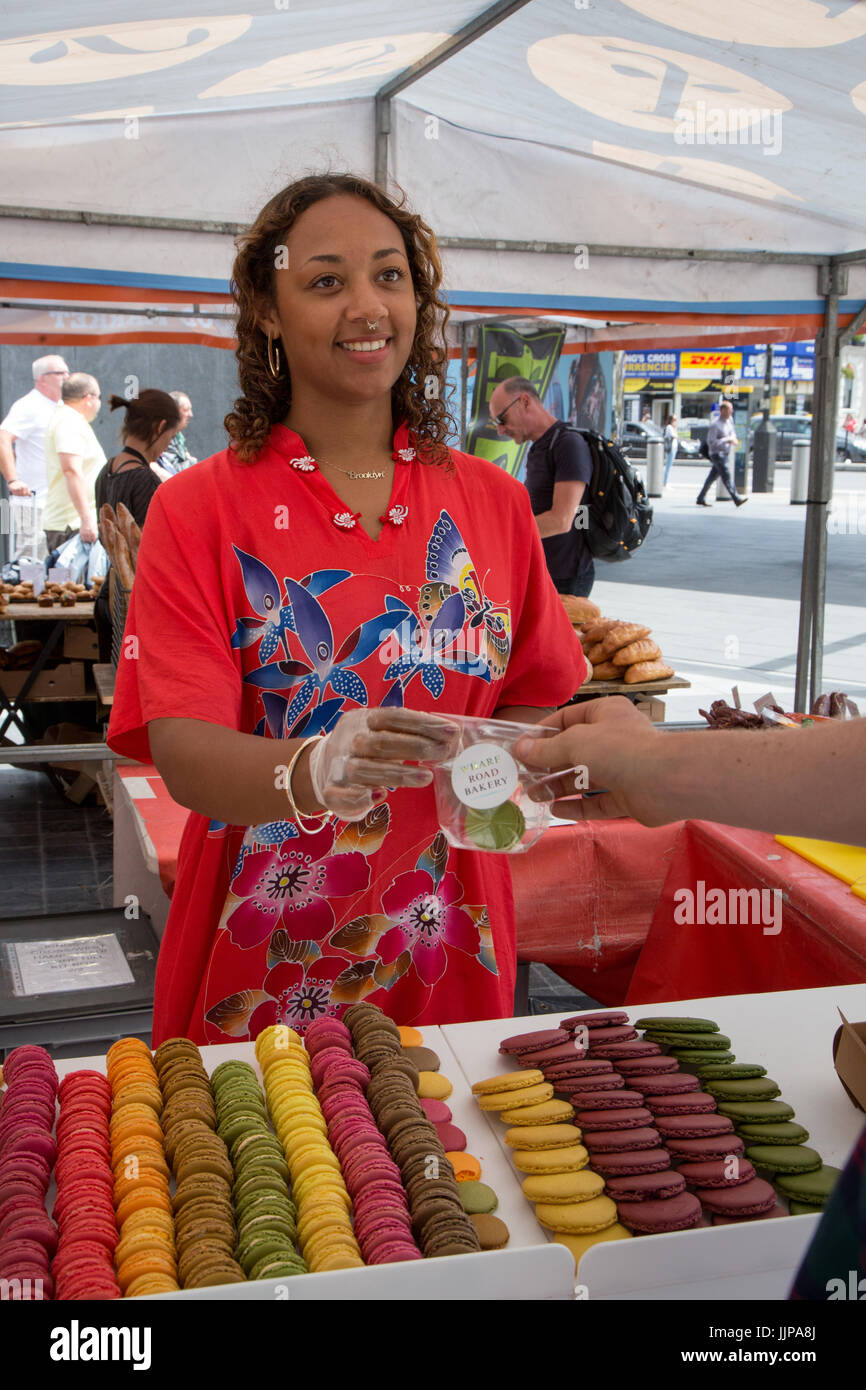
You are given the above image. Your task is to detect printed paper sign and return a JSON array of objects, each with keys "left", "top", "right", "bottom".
[{"left": 6, "top": 934, "right": 134, "bottom": 997}]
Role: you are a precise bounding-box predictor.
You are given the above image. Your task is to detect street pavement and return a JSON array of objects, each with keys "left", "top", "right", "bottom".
[{"left": 591, "top": 465, "right": 866, "bottom": 723}]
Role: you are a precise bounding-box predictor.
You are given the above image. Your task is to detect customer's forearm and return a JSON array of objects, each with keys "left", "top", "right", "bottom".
[
  {"left": 148, "top": 718, "right": 326, "bottom": 825},
  {"left": 642, "top": 720, "right": 866, "bottom": 844}
]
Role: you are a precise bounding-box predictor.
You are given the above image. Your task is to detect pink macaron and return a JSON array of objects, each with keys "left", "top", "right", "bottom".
[
  {"left": 582, "top": 1126, "right": 662, "bottom": 1154},
  {"left": 617, "top": 1192, "right": 703, "bottom": 1233},
  {"left": 419, "top": 1098, "right": 452, "bottom": 1124}
]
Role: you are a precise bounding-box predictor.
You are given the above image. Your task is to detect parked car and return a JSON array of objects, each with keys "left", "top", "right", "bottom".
[
  {"left": 836, "top": 426, "right": 866, "bottom": 462},
  {"left": 620, "top": 419, "right": 701, "bottom": 459},
  {"left": 748, "top": 413, "right": 811, "bottom": 461}
]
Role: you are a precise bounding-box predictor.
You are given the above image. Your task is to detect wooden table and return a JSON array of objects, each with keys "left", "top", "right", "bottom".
[
  {"left": 93, "top": 663, "right": 116, "bottom": 707},
  {"left": 0, "top": 601, "right": 96, "bottom": 743},
  {"left": 573, "top": 674, "right": 691, "bottom": 721}
]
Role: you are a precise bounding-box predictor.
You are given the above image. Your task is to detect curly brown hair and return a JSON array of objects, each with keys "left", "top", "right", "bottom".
[{"left": 224, "top": 173, "right": 454, "bottom": 464}]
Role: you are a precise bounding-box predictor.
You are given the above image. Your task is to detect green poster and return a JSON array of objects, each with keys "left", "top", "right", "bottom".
[{"left": 467, "top": 325, "right": 566, "bottom": 477}]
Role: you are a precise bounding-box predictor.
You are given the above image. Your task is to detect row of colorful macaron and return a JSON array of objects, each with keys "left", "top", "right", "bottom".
[
  {"left": 471, "top": 1012, "right": 840, "bottom": 1273},
  {"left": 0, "top": 1013, "right": 513, "bottom": 1299}
]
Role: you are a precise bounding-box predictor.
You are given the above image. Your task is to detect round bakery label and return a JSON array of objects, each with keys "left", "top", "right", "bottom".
[{"left": 450, "top": 741, "right": 518, "bottom": 809}]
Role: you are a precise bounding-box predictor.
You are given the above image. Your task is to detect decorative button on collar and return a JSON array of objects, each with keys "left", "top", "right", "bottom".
[
  {"left": 291, "top": 455, "right": 317, "bottom": 471},
  {"left": 333, "top": 511, "right": 361, "bottom": 530},
  {"left": 394, "top": 447, "right": 416, "bottom": 463},
  {"left": 380, "top": 504, "right": 409, "bottom": 526}
]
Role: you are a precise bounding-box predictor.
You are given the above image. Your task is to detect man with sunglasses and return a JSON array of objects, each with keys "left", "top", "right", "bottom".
[
  {"left": 0, "top": 355, "right": 69, "bottom": 558},
  {"left": 489, "top": 376, "right": 595, "bottom": 597}
]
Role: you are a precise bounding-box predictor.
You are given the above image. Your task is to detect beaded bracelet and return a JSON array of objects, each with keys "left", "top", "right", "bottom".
[{"left": 284, "top": 734, "right": 334, "bottom": 833}]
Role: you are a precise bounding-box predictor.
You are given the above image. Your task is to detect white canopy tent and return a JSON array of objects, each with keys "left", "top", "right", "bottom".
[{"left": 1, "top": 0, "right": 864, "bottom": 704}]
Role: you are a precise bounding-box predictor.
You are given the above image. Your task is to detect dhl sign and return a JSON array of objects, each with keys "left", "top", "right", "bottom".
[{"left": 678, "top": 351, "right": 742, "bottom": 378}]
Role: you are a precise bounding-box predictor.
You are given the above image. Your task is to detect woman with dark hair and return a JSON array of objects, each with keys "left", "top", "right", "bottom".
[
  {"left": 94, "top": 390, "right": 181, "bottom": 661},
  {"left": 107, "top": 174, "right": 584, "bottom": 1046},
  {"left": 95, "top": 390, "right": 181, "bottom": 522}
]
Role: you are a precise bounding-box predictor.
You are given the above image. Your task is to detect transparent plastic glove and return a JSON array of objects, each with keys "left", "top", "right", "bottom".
[{"left": 307, "top": 707, "right": 460, "bottom": 822}]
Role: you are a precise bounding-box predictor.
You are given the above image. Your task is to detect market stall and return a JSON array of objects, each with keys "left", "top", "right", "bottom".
[{"left": 2, "top": 985, "right": 863, "bottom": 1302}]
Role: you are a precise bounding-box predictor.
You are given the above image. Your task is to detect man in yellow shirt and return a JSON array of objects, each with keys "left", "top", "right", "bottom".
[{"left": 43, "top": 373, "right": 105, "bottom": 553}]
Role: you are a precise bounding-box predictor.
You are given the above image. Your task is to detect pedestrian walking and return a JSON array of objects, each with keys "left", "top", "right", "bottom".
[{"left": 696, "top": 402, "right": 748, "bottom": 507}]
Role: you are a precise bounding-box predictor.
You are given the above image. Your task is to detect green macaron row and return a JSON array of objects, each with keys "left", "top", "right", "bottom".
[
  {"left": 211, "top": 1060, "right": 307, "bottom": 1278},
  {"left": 635, "top": 1017, "right": 841, "bottom": 1212}
]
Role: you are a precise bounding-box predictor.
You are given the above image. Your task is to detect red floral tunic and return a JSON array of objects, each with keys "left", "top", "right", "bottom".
[{"left": 107, "top": 421, "right": 586, "bottom": 1046}]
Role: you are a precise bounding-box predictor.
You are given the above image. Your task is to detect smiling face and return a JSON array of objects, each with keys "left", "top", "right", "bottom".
[{"left": 260, "top": 193, "right": 418, "bottom": 410}]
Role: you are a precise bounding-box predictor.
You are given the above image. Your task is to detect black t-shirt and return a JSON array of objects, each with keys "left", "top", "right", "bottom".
[
  {"left": 95, "top": 455, "right": 160, "bottom": 527},
  {"left": 524, "top": 422, "right": 594, "bottom": 586}
]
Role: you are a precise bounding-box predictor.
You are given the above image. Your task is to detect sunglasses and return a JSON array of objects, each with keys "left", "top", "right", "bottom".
[{"left": 490, "top": 397, "right": 522, "bottom": 428}]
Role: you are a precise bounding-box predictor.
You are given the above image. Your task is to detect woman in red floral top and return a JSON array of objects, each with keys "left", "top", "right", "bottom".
[{"left": 107, "top": 174, "right": 585, "bottom": 1046}]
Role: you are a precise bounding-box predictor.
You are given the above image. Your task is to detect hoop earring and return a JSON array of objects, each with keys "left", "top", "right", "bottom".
[{"left": 267, "top": 335, "right": 281, "bottom": 379}]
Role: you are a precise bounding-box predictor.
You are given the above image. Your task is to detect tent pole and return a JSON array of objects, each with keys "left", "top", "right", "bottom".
[
  {"left": 794, "top": 263, "right": 847, "bottom": 711},
  {"left": 372, "top": 0, "right": 533, "bottom": 189}
]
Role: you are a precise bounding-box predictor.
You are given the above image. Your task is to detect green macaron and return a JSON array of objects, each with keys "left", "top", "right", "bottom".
[
  {"left": 652, "top": 1032, "right": 732, "bottom": 1051},
  {"left": 703, "top": 1077, "right": 781, "bottom": 1101},
  {"left": 717, "top": 1100, "right": 795, "bottom": 1124},
  {"left": 635, "top": 1017, "right": 720, "bottom": 1032},
  {"left": 672, "top": 1050, "right": 737, "bottom": 1068},
  {"left": 788, "top": 1200, "right": 824, "bottom": 1216},
  {"left": 695, "top": 1062, "right": 768, "bottom": 1080},
  {"left": 458, "top": 1181, "right": 499, "bottom": 1215},
  {"left": 464, "top": 802, "right": 526, "bottom": 851},
  {"left": 737, "top": 1121, "right": 810, "bottom": 1146},
  {"left": 744, "top": 1144, "right": 823, "bottom": 1175},
  {"left": 775, "top": 1165, "right": 841, "bottom": 1207},
  {"left": 248, "top": 1252, "right": 307, "bottom": 1281}
]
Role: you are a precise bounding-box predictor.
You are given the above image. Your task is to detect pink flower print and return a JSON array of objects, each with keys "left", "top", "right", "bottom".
[
  {"left": 257, "top": 954, "right": 356, "bottom": 1034},
  {"left": 225, "top": 824, "right": 370, "bottom": 949},
  {"left": 376, "top": 868, "right": 479, "bottom": 987}
]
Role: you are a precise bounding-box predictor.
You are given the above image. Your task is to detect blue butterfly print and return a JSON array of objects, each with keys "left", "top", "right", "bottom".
[
  {"left": 244, "top": 576, "right": 406, "bottom": 728},
  {"left": 231, "top": 549, "right": 353, "bottom": 664},
  {"left": 381, "top": 593, "right": 490, "bottom": 700},
  {"left": 423, "top": 512, "right": 512, "bottom": 678}
]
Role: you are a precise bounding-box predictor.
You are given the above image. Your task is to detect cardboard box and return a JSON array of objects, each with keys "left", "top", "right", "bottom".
[
  {"left": 833, "top": 1011, "right": 866, "bottom": 1111},
  {"left": 634, "top": 696, "right": 666, "bottom": 723},
  {"left": 0, "top": 661, "right": 86, "bottom": 700},
  {"left": 63, "top": 621, "right": 99, "bottom": 661}
]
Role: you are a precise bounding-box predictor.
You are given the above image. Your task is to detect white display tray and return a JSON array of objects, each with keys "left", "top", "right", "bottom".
[
  {"left": 51, "top": 1026, "right": 573, "bottom": 1301},
  {"left": 442, "top": 983, "right": 866, "bottom": 1301}
]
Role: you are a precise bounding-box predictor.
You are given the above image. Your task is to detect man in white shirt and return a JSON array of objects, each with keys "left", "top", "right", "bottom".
[
  {"left": 696, "top": 401, "right": 748, "bottom": 507},
  {"left": 43, "top": 373, "right": 105, "bottom": 553},
  {"left": 0, "top": 354, "right": 69, "bottom": 557}
]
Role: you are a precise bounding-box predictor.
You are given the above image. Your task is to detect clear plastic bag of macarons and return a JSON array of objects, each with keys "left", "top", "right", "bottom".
[{"left": 425, "top": 714, "right": 559, "bottom": 854}]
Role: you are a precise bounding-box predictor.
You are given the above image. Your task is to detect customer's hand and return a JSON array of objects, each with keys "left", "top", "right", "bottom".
[
  {"left": 8, "top": 480, "right": 31, "bottom": 498},
  {"left": 307, "top": 707, "right": 460, "bottom": 821},
  {"left": 80, "top": 516, "right": 98, "bottom": 544},
  {"left": 516, "top": 697, "right": 665, "bottom": 825}
]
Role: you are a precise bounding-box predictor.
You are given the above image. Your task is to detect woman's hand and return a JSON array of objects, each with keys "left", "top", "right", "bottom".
[
  {"left": 308, "top": 707, "right": 460, "bottom": 821},
  {"left": 515, "top": 696, "right": 666, "bottom": 825}
]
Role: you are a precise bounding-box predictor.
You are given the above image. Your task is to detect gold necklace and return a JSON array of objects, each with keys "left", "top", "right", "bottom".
[{"left": 318, "top": 457, "right": 387, "bottom": 480}]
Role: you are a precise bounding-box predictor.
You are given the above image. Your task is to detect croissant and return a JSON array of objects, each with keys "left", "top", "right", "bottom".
[
  {"left": 624, "top": 660, "right": 675, "bottom": 684},
  {"left": 600, "top": 622, "right": 652, "bottom": 657}
]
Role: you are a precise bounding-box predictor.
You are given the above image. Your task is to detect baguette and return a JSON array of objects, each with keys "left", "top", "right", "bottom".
[
  {"left": 116, "top": 502, "right": 142, "bottom": 569},
  {"left": 613, "top": 638, "right": 662, "bottom": 667},
  {"left": 624, "top": 660, "right": 674, "bottom": 684},
  {"left": 580, "top": 658, "right": 594, "bottom": 686},
  {"left": 586, "top": 641, "right": 609, "bottom": 664},
  {"left": 600, "top": 622, "right": 652, "bottom": 657},
  {"left": 113, "top": 533, "right": 136, "bottom": 591},
  {"left": 590, "top": 660, "right": 623, "bottom": 681}
]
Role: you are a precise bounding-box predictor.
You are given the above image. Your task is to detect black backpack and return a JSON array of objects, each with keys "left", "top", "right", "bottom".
[{"left": 553, "top": 424, "right": 653, "bottom": 562}]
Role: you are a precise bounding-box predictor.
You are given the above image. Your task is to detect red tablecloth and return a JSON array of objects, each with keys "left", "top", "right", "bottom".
[
  {"left": 117, "top": 768, "right": 866, "bottom": 1005},
  {"left": 625, "top": 820, "right": 866, "bottom": 1004},
  {"left": 509, "top": 819, "right": 682, "bottom": 1001}
]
